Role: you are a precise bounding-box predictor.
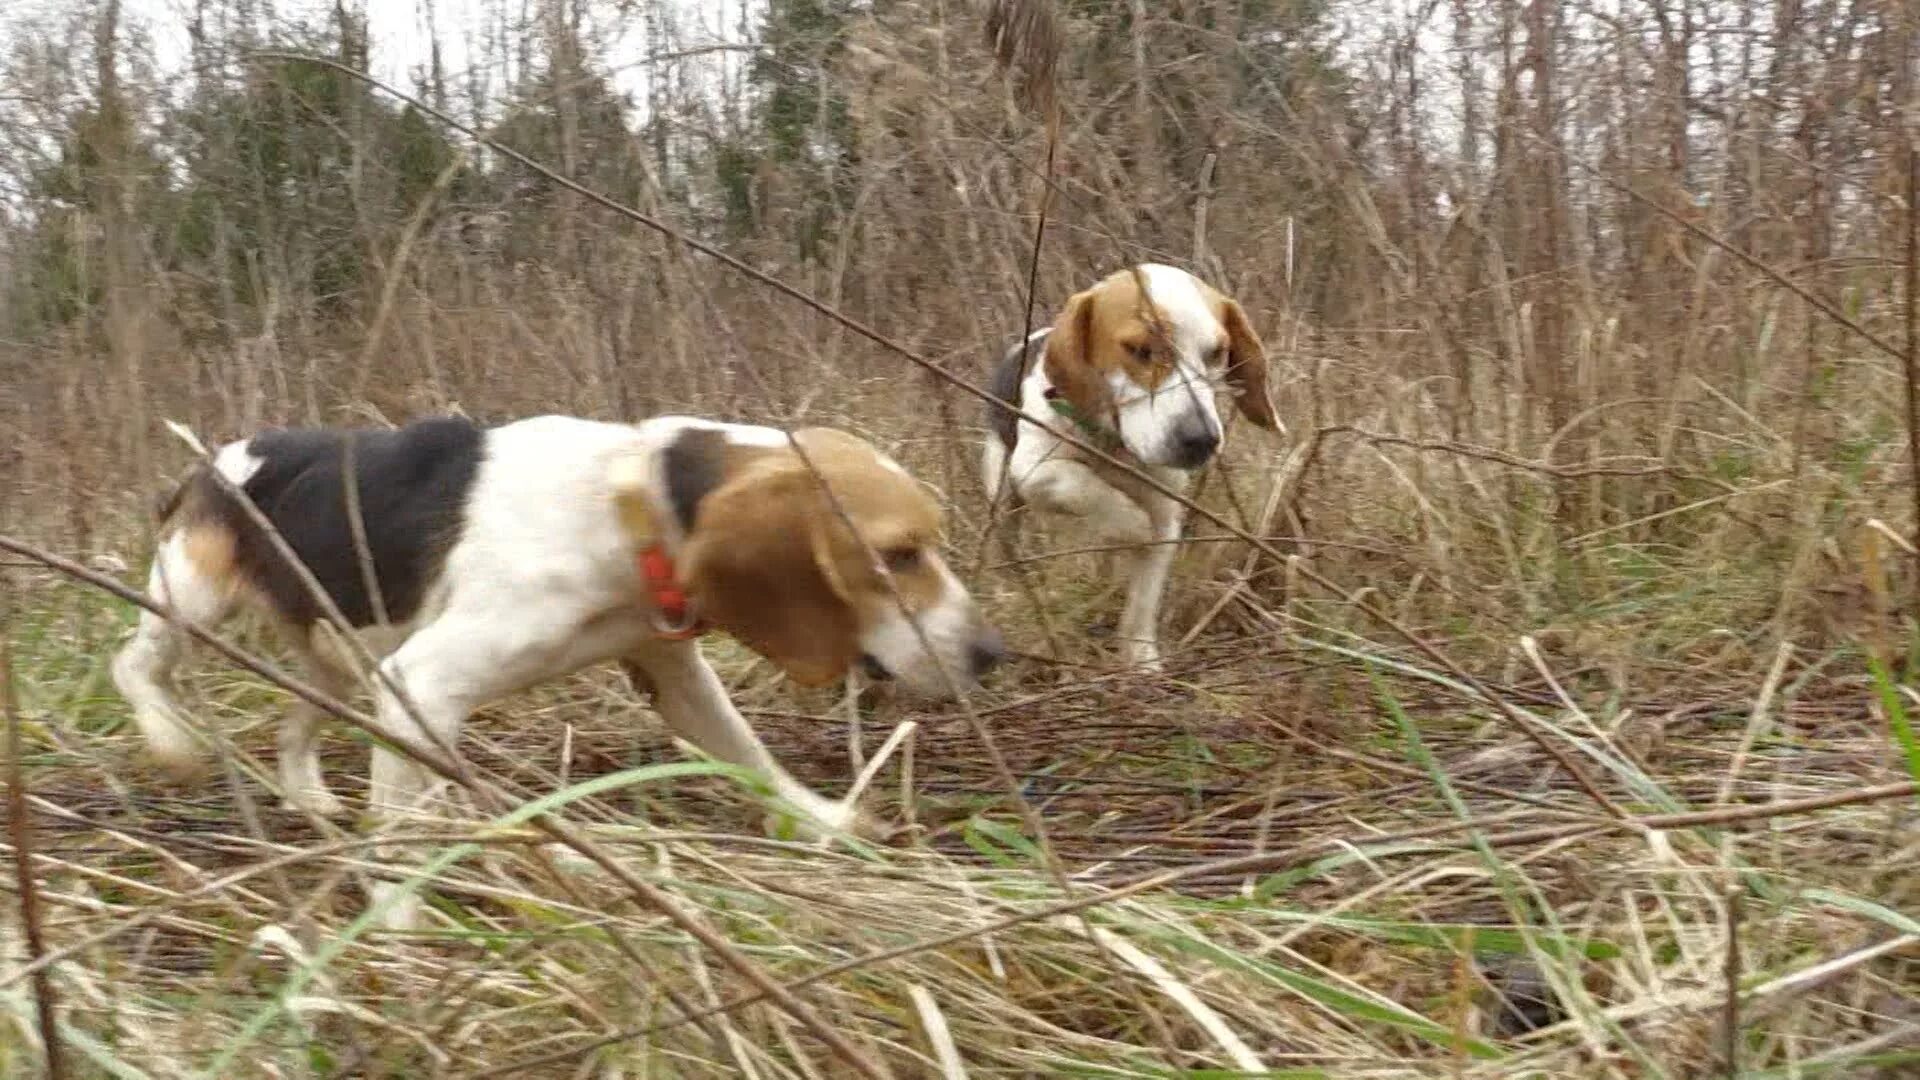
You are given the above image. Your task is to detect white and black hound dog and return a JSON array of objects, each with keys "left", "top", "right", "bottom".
[
  {"left": 982, "top": 264, "right": 1280, "bottom": 669},
  {"left": 112, "top": 413, "right": 1004, "bottom": 925}
]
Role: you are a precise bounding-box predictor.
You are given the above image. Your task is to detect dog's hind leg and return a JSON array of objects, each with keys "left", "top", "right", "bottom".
[
  {"left": 276, "top": 631, "right": 359, "bottom": 817},
  {"left": 110, "top": 526, "right": 241, "bottom": 776}
]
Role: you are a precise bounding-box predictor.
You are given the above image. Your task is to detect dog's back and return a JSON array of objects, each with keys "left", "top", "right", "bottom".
[
  {"left": 984, "top": 328, "right": 1049, "bottom": 452},
  {"left": 167, "top": 416, "right": 486, "bottom": 628},
  {"left": 981, "top": 329, "right": 1052, "bottom": 507}
]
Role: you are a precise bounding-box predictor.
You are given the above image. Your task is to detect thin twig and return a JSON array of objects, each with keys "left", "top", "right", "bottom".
[
  {"left": 341, "top": 432, "right": 391, "bottom": 628},
  {"left": 3, "top": 621, "right": 67, "bottom": 1079},
  {"left": 1906, "top": 27, "right": 1920, "bottom": 590},
  {"left": 971, "top": 21, "right": 1067, "bottom": 658},
  {"left": 1322, "top": 424, "right": 1733, "bottom": 487},
  {"left": 1724, "top": 882, "right": 1743, "bottom": 1079},
  {"left": 984, "top": 533, "right": 1396, "bottom": 571},
  {"left": 983, "top": 0, "right": 1062, "bottom": 120},
  {"left": 973, "top": 115, "right": 1068, "bottom": 661}
]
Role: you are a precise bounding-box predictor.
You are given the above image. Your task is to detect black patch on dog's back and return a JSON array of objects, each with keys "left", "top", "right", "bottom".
[
  {"left": 190, "top": 416, "right": 486, "bottom": 628},
  {"left": 987, "top": 329, "right": 1047, "bottom": 450},
  {"left": 661, "top": 427, "right": 730, "bottom": 533}
]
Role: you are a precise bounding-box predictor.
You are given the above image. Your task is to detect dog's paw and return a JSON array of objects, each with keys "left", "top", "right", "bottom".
[
  {"left": 765, "top": 798, "right": 894, "bottom": 846},
  {"left": 844, "top": 806, "right": 900, "bottom": 845},
  {"left": 145, "top": 744, "right": 209, "bottom": 783},
  {"left": 1118, "top": 639, "right": 1164, "bottom": 674},
  {"left": 283, "top": 787, "right": 347, "bottom": 818},
  {"left": 367, "top": 880, "right": 426, "bottom": 933},
  {"left": 135, "top": 711, "right": 206, "bottom": 781}
]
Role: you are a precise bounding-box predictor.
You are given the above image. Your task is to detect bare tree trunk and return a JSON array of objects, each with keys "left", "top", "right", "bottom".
[
  {"left": 1526, "top": 0, "right": 1569, "bottom": 459},
  {"left": 1894, "top": 0, "right": 1920, "bottom": 576},
  {"left": 1128, "top": 0, "right": 1156, "bottom": 189},
  {"left": 336, "top": 1, "right": 382, "bottom": 324},
  {"left": 1450, "top": 0, "right": 1483, "bottom": 434},
  {"left": 94, "top": 0, "right": 151, "bottom": 521},
  {"left": 1648, "top": 0, "right": 1694, "bottom": 378},
  {"left": 1493, "top": 0, "right": 1522, "bottom": 458},
  {"left": 546, "top": 0, "right": 584, "bottom": 277}
]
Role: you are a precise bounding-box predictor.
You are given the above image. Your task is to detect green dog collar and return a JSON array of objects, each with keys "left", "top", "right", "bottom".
[{"left": 1044, "top": 389, "right": 1123, "bottom": 454}]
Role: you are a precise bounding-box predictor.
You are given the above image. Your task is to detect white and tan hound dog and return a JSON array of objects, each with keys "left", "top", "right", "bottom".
[
  {"left": 112, "top": 413, "right": 1003, "bottom": 923},
  {"left": 982, "top": 264, "right": 1279, "bottom": 669}
]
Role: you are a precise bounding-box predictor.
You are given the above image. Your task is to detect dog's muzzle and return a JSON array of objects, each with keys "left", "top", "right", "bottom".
[
  {"left": 1168, "top": 420, "right": 1221, "bottom": 470},
  {"left": 968, "top": 627, "right": 1007, "bottom": 679}
]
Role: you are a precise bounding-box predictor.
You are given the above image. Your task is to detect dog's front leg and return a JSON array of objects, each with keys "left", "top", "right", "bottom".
[
  {"left": 359, "top": 624, "right": 507, "bottom": 931},
  {"left": 624, "top": 643, "right": 868, "bottom": 839},
  {"left": 1115, "top": 506, "right": 1184, "bottom": 673}
]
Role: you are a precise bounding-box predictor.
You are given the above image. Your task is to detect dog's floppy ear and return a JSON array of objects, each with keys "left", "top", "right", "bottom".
[
  {"left": 1041, "top": 289, "right": 1105, "bottom": 414},
  {"left": 1220, "top": 298, "right": 1280, "bottom": 431},
  {"left": 676, "top": 453, "right": 863, "bottom": 687}
]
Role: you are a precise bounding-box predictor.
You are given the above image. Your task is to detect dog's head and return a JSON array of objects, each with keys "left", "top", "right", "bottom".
[
  {"left": 642, "top": 424, "right": 1003, "bottom": 696},
  {"left": 1042, "top": 263, "right": 1279, "bottom": 469}
]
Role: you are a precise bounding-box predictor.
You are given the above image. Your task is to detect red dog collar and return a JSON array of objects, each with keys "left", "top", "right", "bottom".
[
  {"left": 639, "top": 543, "right": 704, "bottom": 639},
  {"left": 611, "top": 455, "right": 706, "bottom": 640}
]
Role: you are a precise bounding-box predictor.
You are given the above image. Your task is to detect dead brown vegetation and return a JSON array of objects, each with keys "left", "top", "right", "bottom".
[{"left": 1, "top": 0, "right": 1917, "bottom": 1076}]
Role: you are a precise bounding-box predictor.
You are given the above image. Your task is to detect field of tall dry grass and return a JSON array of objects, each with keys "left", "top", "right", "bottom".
[{"left": 3, "top": 0, "right": 1917, "bottom": 1076}]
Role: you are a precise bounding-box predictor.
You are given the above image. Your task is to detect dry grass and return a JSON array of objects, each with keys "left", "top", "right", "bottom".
[
  {"left": 3, "top": 364, "right": 1918, "bottom": 1075},
  {"left": 5, "top": 0, "right": 1920, "bottom": 1075}
]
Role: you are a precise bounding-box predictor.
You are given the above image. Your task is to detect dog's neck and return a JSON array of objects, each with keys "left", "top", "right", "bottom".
[{"left": 625, "top": 416, "right": 789, "bottom": 541}]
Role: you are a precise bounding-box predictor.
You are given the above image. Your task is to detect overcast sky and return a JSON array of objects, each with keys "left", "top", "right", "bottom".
[
  {"left": 1, "top": 0, "right": 1454, "bottom": 175},
  {"left": 83, "top": 0, "right": 746, "bottom": 106},
  {"left": 75, "top": 1, "right": 1421, "bottom": 105}
]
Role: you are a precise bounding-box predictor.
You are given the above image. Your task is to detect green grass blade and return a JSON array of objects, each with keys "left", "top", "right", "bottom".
[
  {"left": 1867, "top": 653, "right": 1920, "bottom": 799},
  {"left": 1746, "top": 1050, "right": 1920, "bottom": 1079},
  {"left": 1799, "top": 887, "right": 1920, "bottom": 937},
  {"left": 1138, "top": 923, "right": 1503, "bottom": 1060}
]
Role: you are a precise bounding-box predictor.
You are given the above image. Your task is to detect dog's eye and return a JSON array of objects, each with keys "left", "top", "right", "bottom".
[
  {"left": 1127, "top": 342, "right": 1153, "bottom": 363},
  {"left": 1209, "top": 344, "right": 1227, "bottom": 366},
  {"left": 880, "top": 547, "right": 922, "bottom": 574}
]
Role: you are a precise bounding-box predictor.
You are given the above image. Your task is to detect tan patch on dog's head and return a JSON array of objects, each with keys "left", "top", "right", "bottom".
[
  {"left": 1046, "top": 266, "right": 1280, "bottom": 434},
  {"left": 1041, "top": 269, "right": 1177, "bottom": 420},
  {"left": 676, "top": 428, "right": 952, "bottom": 687}
]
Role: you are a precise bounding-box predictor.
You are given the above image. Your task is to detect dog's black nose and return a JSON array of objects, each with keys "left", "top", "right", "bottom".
[
  {"left": 1170, "top": 426, "right": 1220, "bottom": 469},
  {"left": 968, "top": 630, "right": 1008, "bottom": 679}
]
